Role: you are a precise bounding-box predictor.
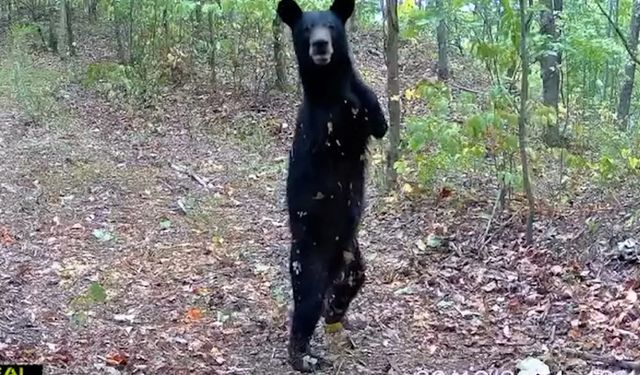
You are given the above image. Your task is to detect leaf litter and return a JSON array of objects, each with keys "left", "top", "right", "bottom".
[{"left": 0, "top": 23, "right": 638, "bottom": 375}]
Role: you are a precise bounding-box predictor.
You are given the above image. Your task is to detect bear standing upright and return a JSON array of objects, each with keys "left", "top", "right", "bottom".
[{"left": 277, "top": 0, "right": 388, "bottom": 372}]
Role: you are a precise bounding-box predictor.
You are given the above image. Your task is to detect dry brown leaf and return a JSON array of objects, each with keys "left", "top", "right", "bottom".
[
  {"left": 590, "top": 310, "right": 608, "bottom": 324},
  {"left": 439, "top": 186, "right": 453, "bottom": 199},
  {"left": 1, "top": 227, "right": 16, "bottom": 245},
  {"left": 210, "top": 346, "right": 225, "bottom": 365},
  {"left": 549, "top": 265, "right": 563, "bottom": 275},
  {"left": 482, "top": 281, "right": 497, "bottom": 292},
  {"left": 106, "top": 351, "right": 128, "bottom": 367},
  {"left": 186, "top": 307, "right": 203, "bottom": 321},
  {"left": 625, "top": 289, "right": 638, "bottom": 304},
  {"left": 503, "top": 324, "right": 512, "bottom": 338},
  {"left": 568, "top": 327, "right": 581, "bottom": 339}
]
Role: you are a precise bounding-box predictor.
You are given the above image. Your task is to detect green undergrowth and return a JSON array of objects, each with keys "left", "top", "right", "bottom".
[
  {"left": 82, "top": 60, "right": 165, "bottom": 103},
  {"left": 395, "top": 79, "right": 640, "bottom": 203},
  {"left": 0, "top": 24, "right": 68, "bottom": 126}
]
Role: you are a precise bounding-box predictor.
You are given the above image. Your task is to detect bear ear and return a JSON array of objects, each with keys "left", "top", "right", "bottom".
[
  {"left": 329, "top": 0, "right": 355, "bottom": 24},
  {"left": 277, "top": 0, "right": 303, "bottom": 28}
]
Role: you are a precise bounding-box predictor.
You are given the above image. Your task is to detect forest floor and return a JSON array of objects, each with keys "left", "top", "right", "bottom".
[{"left": 1, "top": 23, "right": 640, "bottom": 375}]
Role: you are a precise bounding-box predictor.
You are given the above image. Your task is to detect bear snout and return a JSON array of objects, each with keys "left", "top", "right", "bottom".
[{"left": 309, "top": 27, "right": 333, "bottom": 65}]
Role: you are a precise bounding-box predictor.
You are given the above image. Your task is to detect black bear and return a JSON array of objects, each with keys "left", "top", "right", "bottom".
[{"left": 277, "top": 0, "right": 388, "bottom": 371}]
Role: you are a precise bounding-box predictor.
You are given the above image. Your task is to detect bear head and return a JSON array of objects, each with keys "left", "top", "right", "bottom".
[{"left": 277, "top": 0, "right": 354, "bottom": 69}]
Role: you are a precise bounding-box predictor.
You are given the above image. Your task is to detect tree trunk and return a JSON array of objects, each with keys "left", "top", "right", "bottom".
[
  {"left": 113, "top": 0, "right": 126, "bottom": 63},
  {"left": 273, "top": 15, "right": 287, "bottom": 91},
  {"left": 604, "top": 0, "right": 618, "bottom": 104},
  {"left": 539, "top": 0, "right": 563, "bottom": 147},
  {"left": 207, "top": 9, "right": 217, "bottom": 87},
  {"left": 385, "top": 0, "right": 401, "bottom": 191},
  {"left": 128, "top": 0, "right": 135, "bottom": 64},
  {"left": 617, "top": 0, "right": 640, "bottom": 129},
  {"left": 7, "top": 0, "right": 12, "bottom": 24},
  {"left": 48, "top": 0, "right": 58, "bottom": 52},
  {"left": 86, "top": 0, "right": 98, "bottom": 22},
  {"left": 436, "top": 0, "right": 449, "bottom": 80},
  {"left": 60, "top": 0, "right": 75, "bottom": 56},
  {"left": 519, "top": 0, "right": 535, "bottom": 245}
]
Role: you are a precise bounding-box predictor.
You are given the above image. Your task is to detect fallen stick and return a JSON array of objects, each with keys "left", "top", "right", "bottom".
[
  {"left": 452, "top": 83, "right": 483, "bottom": 95},
  {"left": 170, "top": 163, "right": 210, "bottom": 190},
  {"left": 482, "top": 191, "right": 501, "bottom": 238},
  {"left": 566, "top": 349, "right": 640, "bottom": 371}
]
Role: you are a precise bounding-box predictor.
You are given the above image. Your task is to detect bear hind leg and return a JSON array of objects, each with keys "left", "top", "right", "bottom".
[
  {"left": 323, "top": 238, "right": 365, "bottom": 329},
  {"left": 289, "top": 240, "right": 335, "bottom": 372}
]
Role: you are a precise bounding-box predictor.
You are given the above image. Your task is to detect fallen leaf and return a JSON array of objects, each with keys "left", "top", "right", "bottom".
[
  {"left": 105, "top": 351, "right": 128, "bottom": 367},
  {"left": 590, "top": 310, "right": 608, "bottom": 324},
  {"left": 159, "top": 218, "right": 172, "bottom": 230},
  {"left": 394, "top": 286, "right": 414, "bottom": 295},
  {"left": 88, "top": 282, "right": 107, "bottom": 303},
  {"left": 193, "top": 287, "right": 209, "bottom": 295},
  {"left": 173, "top": 336, "right": 188, "bottom": 345},
  {"left": 550, "top": 265, "right": 563, "bottom": 275},
  {"left": 186, "top": 308, "right": 203, "bottom": 321},
  {"left": 254, "top": 264, "right": 270, "bottom": 274},
  {"left": 1, "top": 227, "right": 16, "bottom": 245},
  {"left": 426, "top": 233, "right": 442, "bottom": 248},
  {"left": 565, "top": 358, "right": 587, "bottom": 368},
  {"left": 516, "top": 357, "right": 550, "bottom": 375},
  {"left": 626, "top": 289, "right": 638, "bottom": 304},
  {"left": 402, "top": 183, "right": 414, "bottom": 194},
  {"left": 503, "top": 324, "right": 512, "bottom": 338},
  {"left": 568, "top": 327, "right": 581, "bottom": 339},
  {"left": 92, "top": 229, "right": 114, "bottom": 242},
  {"left": 482, "top": 282, "right": 497, "bottom": 292},
  {"left": 210, "top": 346, "right": 225, "bottom": 364},
  {"left": 113, "top": 314, "right": 136, "bottom": 323},
  {"left": 439, "top": 186, "right": 453, "bottom": 199}
]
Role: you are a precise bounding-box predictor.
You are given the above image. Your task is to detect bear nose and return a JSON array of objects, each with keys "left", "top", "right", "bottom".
[{"left": 312, "top": 39, "right": 329, "bottom": 54}]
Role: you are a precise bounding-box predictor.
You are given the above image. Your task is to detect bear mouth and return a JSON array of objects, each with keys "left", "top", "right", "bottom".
[{"left": 311, "top": 55, "right": 331, "bottom": 65}]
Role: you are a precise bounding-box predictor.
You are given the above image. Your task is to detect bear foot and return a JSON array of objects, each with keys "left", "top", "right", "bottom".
[{"left": 289, "top": 348, "right": 331, "bottom": 373}]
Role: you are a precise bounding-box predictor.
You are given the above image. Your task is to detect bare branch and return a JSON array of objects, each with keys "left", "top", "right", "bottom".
[{"left": 595, "top": 1, "right": 640, "bottom": 66}]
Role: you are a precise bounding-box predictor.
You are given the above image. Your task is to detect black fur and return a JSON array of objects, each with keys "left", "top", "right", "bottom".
[{"left": 277, "top": 0, "right": 387, "bottom": 371}]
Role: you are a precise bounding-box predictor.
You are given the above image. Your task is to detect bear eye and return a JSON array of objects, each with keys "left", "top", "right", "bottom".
[{"left": 327, "top": 24, "right": 335, "bottom": 30}]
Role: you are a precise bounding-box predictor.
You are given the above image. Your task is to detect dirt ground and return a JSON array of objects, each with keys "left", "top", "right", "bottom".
[{"left": 1, "top": 25, "right": 639, "bottom": 375}]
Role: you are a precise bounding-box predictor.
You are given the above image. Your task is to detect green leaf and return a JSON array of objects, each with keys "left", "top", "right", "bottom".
[
  {"left": 254, "top": 264, "right": 270, "bottom": 274},
  {"left": 88, "top": 282, "right": 107, "bottom": 303},
  {"left": 394, "top": 286, "right": 414, "bottom": 295},
  {"left": 465, "top": 114, "right": 486, "bottom": 138},
  {"left": 159, "top": 218, "right": 172, "bottom": 230},
  {"left": 92, "top": 229, "right": 113, "bottom": 242},
  {"left": 426, "top": 233, "right": 443, "bottom": 248},
  {"left": 71, "top": 311, "right": 88, "bottom": 327}
]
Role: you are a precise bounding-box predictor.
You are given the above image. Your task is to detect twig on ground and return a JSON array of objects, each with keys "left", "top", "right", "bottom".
[
  {"left": 571, "top": 226, "right": 587, "bottom": 242},
  {"left": 538, "top": 299, "right": 551, "bottom": 322},
  {"left": 170, "top": 163, "right": 210, "bottom": 190},
  {"left": 215, "top": 367, "right": 253, "bottom": 374},
  {"left": 566, "top": 349, "right": 640, "bottom": 371},
  {"left": 548, "top": 324, "right": 556, "bottom": 344},
  {"left": 480, "top": 190, "right": 501, "bottom": 244},
  {"left": 452, "top": 84, "right": 483, "bottom": 95},
  {"left": 479, "top": 212, "right": 519, "bottom": 253},
  {"left": 478, "top": 190, "right": 506, "bottom": 253}
]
